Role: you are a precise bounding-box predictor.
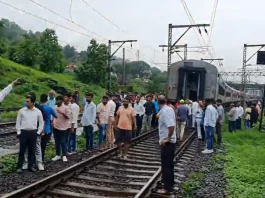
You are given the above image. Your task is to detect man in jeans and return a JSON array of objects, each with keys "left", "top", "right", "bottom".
[
  {"left": 16, "top": 95, "right": 44, "bottom": 173},
  {"left": 156, "top": 95, "right": 176, "bottom": 194},
  {"left": 143, "top": 95, "right": 155, "bottom": 131},
  {"left": 81, "top": 93, "right": 96, "bottom": 152},
  {"left": 176, "top": 99, "right": 189, "bottom": 141},
  {"left": 52, "top": 96, "right": 70, "bottom": 162},
  {"left": 203, "top": 98, "right": 218, "bottom": 154},
  {"left": 216, "top": 99, "right": 224, "bottom": 146},
  {"left": 96, "top": 96, "right": 109, "bottom": 151}
]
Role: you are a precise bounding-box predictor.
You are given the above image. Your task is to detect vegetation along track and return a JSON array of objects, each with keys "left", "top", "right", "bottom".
[{"left": 1, "top": 129, "right": 196, "bottom": 198}]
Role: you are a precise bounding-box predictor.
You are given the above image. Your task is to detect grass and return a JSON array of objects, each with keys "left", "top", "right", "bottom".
[
  {"left": 223, "top": 129, "right": 265, "bottom": 198},
  {"left": 0, "top": 57, "right": 105, "bottom": 110},
  {"left": 182, "top": 172, "right": 204, "bottom": 197}
]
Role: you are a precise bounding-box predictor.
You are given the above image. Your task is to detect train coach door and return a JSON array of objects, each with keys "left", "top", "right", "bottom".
[{"left": 177, "top": 67, "right": 206, "bottom": 100}]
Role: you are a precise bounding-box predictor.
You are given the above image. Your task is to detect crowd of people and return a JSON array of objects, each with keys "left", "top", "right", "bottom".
[{"left": 0, "top": 79, "right": 263, "bottom": 195}]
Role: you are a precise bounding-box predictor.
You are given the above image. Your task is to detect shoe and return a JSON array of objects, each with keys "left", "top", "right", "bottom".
[
  {"left": 202, "top": 149, "right": 214, "bottom": 154},
  {"left": 37, "top": 162, "right": 45, "bottom": 171},
  {"left": 123, "top": 155, "right": 128, "bottom": 160},
  {"left": 52, "top": 156, "right": 61, "bottom": 161},
  {"left": 22, "top": 164, "right": 28, "bottom": 170},
  {"left": 117, "top": 154, "right": 122, "bottom": 158},
  {"left": 17, "top": 169, "right": 23, "bottom": 174},
  {"left": 62, "top": 156, "right": 68, "bottom": 162},
  {"left": 28, "top": 167, "right": 37, "bottom": 172}
]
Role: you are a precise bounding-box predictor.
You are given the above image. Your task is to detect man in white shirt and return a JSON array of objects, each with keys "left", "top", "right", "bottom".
[
  {"left": 203, "top": 98, "right": 218, "bottom": 154},
  {"left": 16, "top": 95, "right": 44, "bottom": 173},
  {"left": 236, "top": 102, "right": 244, "bottom": 130},
  {"left": 134, "top": 96, "right": 145, "bottom": 136},
  {"left": 156, "top": 95, "right": 176, "bottom": 194},
  {"left": 185, "top": 100, "right": 192, "bottom": 128},
  {"left": 0, "top": 79, "right": 19, "bottom": 103},
  {"left": 68, "top": 94, "right": 80, "bottom": 154},
  {"left": 106, "top": 94, "right": 116, "bottom": 148},
  {"left": 191, "top": 100, "right": 199, "bottom": 128},
  {"left": 81, "top": 93, "right": 96, "bottom": 151}
]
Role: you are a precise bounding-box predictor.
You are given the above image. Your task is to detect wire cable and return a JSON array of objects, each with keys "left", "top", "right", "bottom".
[
  {"left": 69, "top": 0, "right": 73, "bottom": 21},
  {"left": 208, "top": 0, "right": 219, "bottom": 44},
  {"left": 80, "top": 0, "right": 163, "bottom": 55},
  {"left": 28, "top": 0, "right": 108, "bottom": 41}
]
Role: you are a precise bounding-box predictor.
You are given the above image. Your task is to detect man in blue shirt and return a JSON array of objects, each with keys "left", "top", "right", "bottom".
[
  {"left": 40, "top": 94, "right": 57, "bottom": 163},
  {"left": 151, "top": 95, "right": 159, "bottom": 127},
  {"left": 47, "top": 90, "right": 56, "bottom": 108}
]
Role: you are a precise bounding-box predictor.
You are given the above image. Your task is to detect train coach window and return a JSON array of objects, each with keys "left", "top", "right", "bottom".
[
  {"left": 184, "top": 62, "right": 193, "bottom": 67},
  {"left": 218, "top": 85, "right": 225, "bottom": 96},
  {"left": 226, "top": 92, "right": 231, "bottom": 97}
]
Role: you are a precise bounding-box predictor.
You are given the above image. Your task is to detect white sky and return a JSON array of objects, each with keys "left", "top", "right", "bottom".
[{"left": 1, "top": 0, "right": 265, "bottom": 78}]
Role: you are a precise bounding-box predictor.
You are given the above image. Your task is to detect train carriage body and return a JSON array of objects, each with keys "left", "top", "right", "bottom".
[{"left": 167, "top": 59, "right": 259, "bottom": 103}]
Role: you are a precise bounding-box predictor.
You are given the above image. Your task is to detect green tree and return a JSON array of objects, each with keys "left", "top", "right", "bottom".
[
  {"left": 38, "top": 29, "right": 64, "bottom": 72},
  {"left": 76, "top": 39, "right": 108, "bottom": 85},
  {"left": 0, "top": 40, "right": 7, "bottom": 56},
  {"left": 12, "top": 35, "right": 39, "bottom": 66}
]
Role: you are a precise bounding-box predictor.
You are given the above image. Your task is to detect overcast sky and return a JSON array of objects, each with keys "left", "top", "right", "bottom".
[{"left": 1, "top": 0, "right": 265, "bottom": 77}]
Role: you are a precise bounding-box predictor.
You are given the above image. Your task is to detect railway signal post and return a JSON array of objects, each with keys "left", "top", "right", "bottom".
[{"left": 107, "top": 40, "right": 137, "bottom": 92}]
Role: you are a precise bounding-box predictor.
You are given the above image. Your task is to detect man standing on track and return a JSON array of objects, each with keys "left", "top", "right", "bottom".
[
  {"left": 68, "top": 94, "right": 80, "bottom": 154},
  {"left": 16, "top": 95, "right": 44, "bottom": 173},
  {"left": 107, "top": 94, "right": 116, "bottom": 149},
  {"left": 176, "top": 99, "right": 189, "bottom": 141},
  {"left": 52, "top": 96, "right": 70, "bottom": 162},
  {"left": 96, "top": 96, "right": 109, "bottom": 151},
  {"left": 192, "top": 100, "right": 199, "bottom": 128},
  {"left": 115, "top": 97, "right": 137, "bottom": 159},
  {"left": 156, "top": 95, "right": 176, "bottom": 195},
  {"left": 81, "top": 93, "right": 97, "bottom": 152},
  {"left": 134, "top": 96, "right": 145, "bottom": 136},
  {"left": 143, "top": 95, "right": 155, "bottom": 131}
]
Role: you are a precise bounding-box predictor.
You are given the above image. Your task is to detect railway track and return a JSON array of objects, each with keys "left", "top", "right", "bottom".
[{"left": 1, "top": 129, "right": 196, "bottom": 198}]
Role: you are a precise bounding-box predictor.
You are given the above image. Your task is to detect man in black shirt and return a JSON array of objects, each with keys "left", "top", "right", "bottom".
[{"left": 143, "top": 95, "right": 155, "bottom": 131}]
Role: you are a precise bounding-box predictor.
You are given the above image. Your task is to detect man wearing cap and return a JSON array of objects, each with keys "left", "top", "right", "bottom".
[{"left": 176, "top": 99, "right": 189, "bottom": 141}]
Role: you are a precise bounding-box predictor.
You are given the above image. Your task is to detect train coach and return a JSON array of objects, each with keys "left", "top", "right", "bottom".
[{"left": 167, "top": 59, "right": 260, "bottom": 103}]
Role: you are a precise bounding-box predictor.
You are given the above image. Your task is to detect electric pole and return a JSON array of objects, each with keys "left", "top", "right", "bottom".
[
  {"left": 123, "top": 48, "right": 126, "bottom": 85},
  {"left": 107, "top": 40, "right": 137, "bottom": 92},
  {"left": 241, "top": 44, "right": 265, "bottom": 107},
  {"left": 159, "top": 23, "right": 210, "bottom": 96}
]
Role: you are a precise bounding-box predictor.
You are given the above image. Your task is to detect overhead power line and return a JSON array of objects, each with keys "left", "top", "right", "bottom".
[
  {"left": 80, "top": 0, "right": 163, "bottom": 55},
  {"left": 28, "top": 0, "right": 107, "bottom": 41},
  {"left": 208, "top": 0, "right": 219, "bottom": 41}
]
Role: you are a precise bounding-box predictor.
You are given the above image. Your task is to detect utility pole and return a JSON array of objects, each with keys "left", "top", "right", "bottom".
[
  {"left": 241, "top": 44, "right": 265, "bottom": 107},
  {"left": 122, "top": 48, "right": 126, "bottom": 85},
  {"left": 136, "top": 50, "right": 140, "bottom": 61},
  {"left": 159, "top": 23, "right": 210, "bottom": 96},
  {"left": 107, "top": 39, "right": 137, "bottom": 92}
]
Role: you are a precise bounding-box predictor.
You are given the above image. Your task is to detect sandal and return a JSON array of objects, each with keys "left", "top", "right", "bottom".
[{"left": 156, "top": 189, "right": 170, "bottom": 195}]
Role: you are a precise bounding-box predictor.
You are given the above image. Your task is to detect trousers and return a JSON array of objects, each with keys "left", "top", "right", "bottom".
[
  {"left": 215, "top": 122, "right": 222, "bottom": 145},
  {"left": 17, "top": 130, "right": 38, "bottom": 169},
  {"left": 84, "top": 125, "right": 94, "bottom": 150},
  {"left": 196, "top": 118, "right": 202, "bottom": 139},
  {"left": 136, "top": 115, "right": 143, "bottom": 136},
  {"left": 68, "top": 129, "right": 77, "bottom": 153},
  {"left": 98, "top": 124, "right": 108, "bottom": 145},
  {"left": 53, "top": 128, "right": 67, "bottom": 156},
  {"left": 177, "top": 121, "right": 186, "bottom": 140},
  {"left": 205, "top": 126, "right": 214, "bottom": 150},
  {"left": 161, "top": 142, "right": 175, "bottom": 192},
  {"left": 143, "top": 114, "right": 152, "bottom": 131}
]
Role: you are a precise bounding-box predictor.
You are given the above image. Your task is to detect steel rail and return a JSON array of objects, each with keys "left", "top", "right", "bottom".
[
  {"left": 133, "top": 130, "right": 196, "bottom": 198},
  {"left": 1, "top": 128, "right": 157, "bottom": 198}
]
